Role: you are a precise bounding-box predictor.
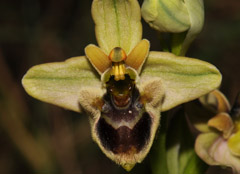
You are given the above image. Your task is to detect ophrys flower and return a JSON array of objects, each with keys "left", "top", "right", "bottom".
[
  {"left": 22, "top": 0, "right": 221, "bottom": 171},
  {"left": 186, "top": 90, "right": 240, "bottom": 173}
]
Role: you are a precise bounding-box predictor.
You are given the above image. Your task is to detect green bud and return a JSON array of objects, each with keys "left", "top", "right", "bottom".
[
  {"left": 141, "top": 0, "right": 204, "bottom": 55},
  {"left": 141, "top": 0, "right": 190, "bottom": 33}
]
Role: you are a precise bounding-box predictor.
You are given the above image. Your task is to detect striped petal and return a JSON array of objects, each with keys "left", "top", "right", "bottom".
[
  {"left": 125, "top": 39, "right": 150, "bottom": 73},
  {"left": 85, "top": 44, "right": 111, "bottom": 74}
]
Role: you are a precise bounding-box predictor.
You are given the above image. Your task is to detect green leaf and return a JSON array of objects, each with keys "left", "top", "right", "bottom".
[
  {"left": 22, "top": 56, "right": 102, "bottom": 113},
  {"left": 92, "top": 0, "right": 142, "bottom": 54},
  {"left": 166, "top": 108, "right": 208, "bottom": 174},
  {"left": 182, "top": 151, "right": 208, "bottom": 174},
  {"left": 141, "top": 51, "right": 222, "bottom": 111},
  {"left": 166, "top": 115, "right": 181, "bottom": 174},
  {"left": 151, "top": 114, "right": 169, "bottom": 174}
]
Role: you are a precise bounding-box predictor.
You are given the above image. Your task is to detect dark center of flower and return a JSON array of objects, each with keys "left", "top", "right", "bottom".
[
  {"left": 96, "top": 75, "right": 152, "bottom": 155},
  {"left": 106, "top": 75, "right": 134, "bottom": 109}
]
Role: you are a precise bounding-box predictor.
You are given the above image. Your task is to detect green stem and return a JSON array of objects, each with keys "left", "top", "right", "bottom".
[
  {"left": 158, "top": 32, "right": 170, "bottom": 52},
  {"left": 151, "top": 113, "right": 169, "bottom": 174},
  {"left": 171, "top": 32, "right": 188, "bottom": 56},
  {"left": 166, "top": 108, "right": 208, "bottom": 174}
]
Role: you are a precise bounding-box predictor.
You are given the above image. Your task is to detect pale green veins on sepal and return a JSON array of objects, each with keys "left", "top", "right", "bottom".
[
  {"left": 92, "top": 0, "right": 142, "bottom": 54},
  {"left": 22, "top": 0, "right": 220, "bottom": 117},
  {"left": 22, "top": 52, "right": 222, "bottom": 114},
  {"left": 22, "top": 56, "right": 103, "bottom": 113},
  {"left": 140, "top": 51, "right": 221, "bottom": 111},
  {"left": 21, "top": 1, "right": 217, "bottom": 112}
]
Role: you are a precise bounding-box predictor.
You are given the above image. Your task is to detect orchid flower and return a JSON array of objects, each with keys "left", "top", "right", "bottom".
[
  {"left": 186, "top": 90, "right": 240, "bottom": 173},
  {"left": 22, "top": 0, "right": 221, "bottom": 171}
]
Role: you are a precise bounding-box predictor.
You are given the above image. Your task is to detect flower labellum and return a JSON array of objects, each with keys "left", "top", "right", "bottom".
[{"left": 83, "top": 40, "right": 163, "bottom": 171}]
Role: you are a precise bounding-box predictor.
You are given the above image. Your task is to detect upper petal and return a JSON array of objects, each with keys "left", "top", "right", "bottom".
[
  {"left": 85, "top": 44, "right": 111, "bottom": 74},
  {"left": 125, "top": 39, "right": 150, "bottom": 73}
]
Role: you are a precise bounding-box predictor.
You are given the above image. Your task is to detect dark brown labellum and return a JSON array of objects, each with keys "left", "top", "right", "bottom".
[
  {"left": 96, "top": 75, "right": 152, "bottom": 155},
  {"left": 79, "top": 74, "right": 163, "bottom": 170}
]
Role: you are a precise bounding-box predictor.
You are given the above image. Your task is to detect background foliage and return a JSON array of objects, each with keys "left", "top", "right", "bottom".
[{"left": 0, "top": 0, "right": 239, "bottom": 173}]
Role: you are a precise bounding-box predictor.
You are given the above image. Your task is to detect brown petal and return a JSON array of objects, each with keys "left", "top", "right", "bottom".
[
  {"left": 200, "top": 90, "right": 231, "bottom": 113},
  {"left": 125, "top": 39, "right": 150, "bottom": 73},
  {"left": 208, "top": 113, "right": 234, "bottom": 139},
  {"left": 85, "top": 44, "right": 111, "bottom": 74}
]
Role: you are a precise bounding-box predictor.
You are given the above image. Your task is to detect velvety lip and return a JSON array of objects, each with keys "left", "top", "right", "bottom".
[{"left": 113, "top": 94, "right": 131, "bottom": 108}]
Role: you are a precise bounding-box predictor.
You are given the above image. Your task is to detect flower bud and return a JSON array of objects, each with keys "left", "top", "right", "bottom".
[
  {"left": 142, "top": 0, "right": 204, "bottom": 32},
  {"left": 141, "top": 0, "right": 189, "bottom": 33},
  {"left": 141, "top": 0, "right": 204, "bottom": 55}
]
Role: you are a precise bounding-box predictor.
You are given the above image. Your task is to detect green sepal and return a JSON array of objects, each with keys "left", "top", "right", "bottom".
[
  {"left": 22, "top": 56, "right": 103, "bottom": 113},
  {"left": 141, "top": 51, "right": 222, "bottom": 112},
  {"left": 92, "top": 0, "right": 142, "bottom": 54}
]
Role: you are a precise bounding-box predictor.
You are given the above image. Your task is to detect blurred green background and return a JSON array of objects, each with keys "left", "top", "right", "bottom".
[{"left": 0, "top": 0, "right": 239, "bottom": 174}]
